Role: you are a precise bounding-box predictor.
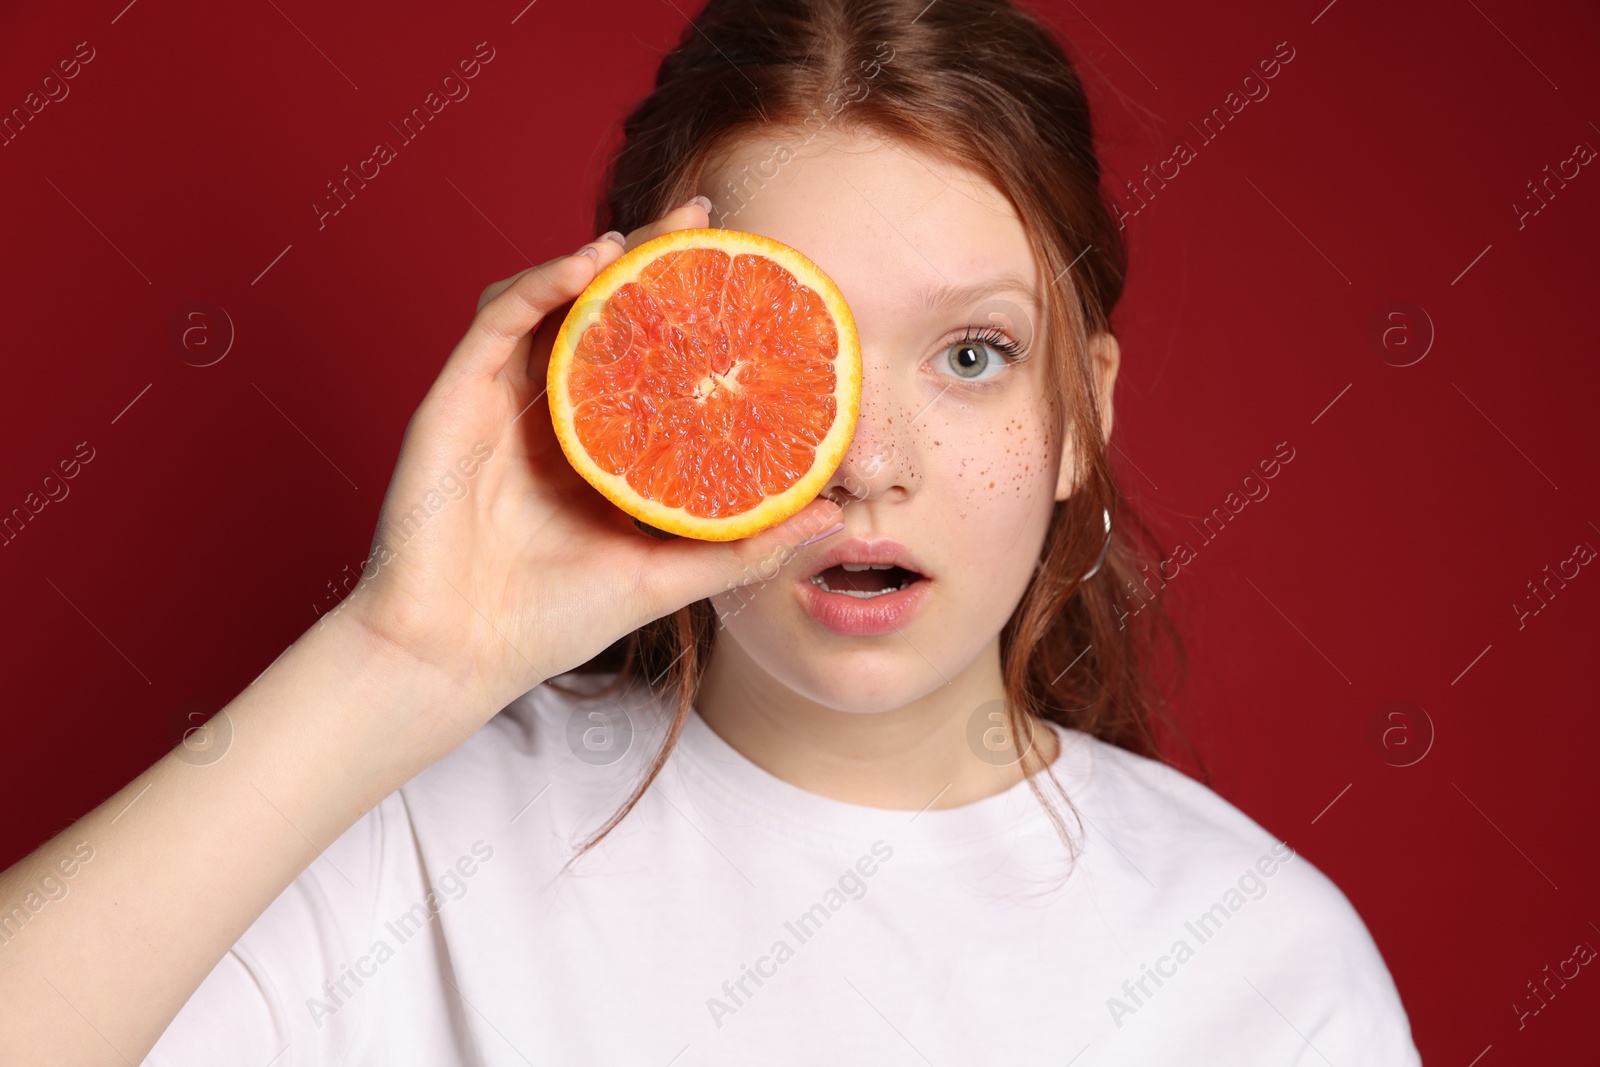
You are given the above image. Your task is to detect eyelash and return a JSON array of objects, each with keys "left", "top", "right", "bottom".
[
  {"left": 939, "top": 325, "right": 1030, "bottom": 383},
  {"left": 953, "top": 323, "right": 1030, "bottom": 364}
]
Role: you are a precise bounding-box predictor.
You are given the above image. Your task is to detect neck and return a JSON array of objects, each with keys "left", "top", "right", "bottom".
[{"left": 694, "top": 631, "right": 1059, "bottom": 811}]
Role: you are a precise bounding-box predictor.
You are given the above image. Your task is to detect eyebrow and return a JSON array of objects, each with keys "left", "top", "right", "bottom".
[{"left": 916, "top": 272, "right": 1042, "bottom": 316}]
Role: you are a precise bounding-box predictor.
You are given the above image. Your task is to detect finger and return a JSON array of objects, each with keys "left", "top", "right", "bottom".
[
  {"left": 637, "top": 497, "right": 846, "bottom": 617},
  {"left": 618, "top": 195, "right": 715, "bottom": 252},
  {"left": 725, "top": 499, "right": 847, "bottom": 582},
  {"left": 446, "top": 244, "right": 615, "bottom": 386},
  {"left": 477, "top": 274, "right": 517, "bottom": 314},
  {"left": 474, "top": 197, "right": 708, "bottom": 321},
  {"left": 479, "top": 197, "right": 711, "bottom": 314},
  {"left": 477, "top": 231, "right": 627, "bottom": 313}
]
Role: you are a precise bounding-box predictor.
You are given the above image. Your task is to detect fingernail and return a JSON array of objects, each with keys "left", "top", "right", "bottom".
[
  {"left": 573, "top": 244, "right": 599, "bottom": 260},
  {"left": 599, "top": 230, "right": 626, "bottom": 247},
  {"left": 679, "top": 195, "right": 713, "bottom": 214},
  {"left": 797, "top": 522, "right": 845, "bottom": 548},
  {"left": 631, "top": 515, "right": 678, "bottom": 540}
]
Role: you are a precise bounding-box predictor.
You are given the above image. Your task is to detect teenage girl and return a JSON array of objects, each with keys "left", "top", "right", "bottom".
[{"left": 0, "top": 0, "right": 1422, "bottom": 1063}]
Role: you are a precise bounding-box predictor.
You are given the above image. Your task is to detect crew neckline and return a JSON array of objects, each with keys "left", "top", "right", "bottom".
[{"left": 665, "top": 688, "right": 1103, "bottom": 859}]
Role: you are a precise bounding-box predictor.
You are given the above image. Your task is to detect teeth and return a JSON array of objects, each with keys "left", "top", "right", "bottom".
[
  {"left": 840, "top": 563, "right": 896, "bottom": 571},
  {"left": 808, "top": 571, "right": 916, "bottom": 597},
  {"left": 809, "top": 575, "right": 900, "bottom": 598}
]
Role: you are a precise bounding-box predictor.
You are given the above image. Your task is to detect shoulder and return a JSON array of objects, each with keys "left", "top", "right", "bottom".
[
  {"left": 150, "top": 674, "right": 656, "bottom": 1065},
  {"left": 147, "top": 788, "right": 426, "bottom": 1064},
  {"left": 1069, "top": 731, "right": 1372, "bottom": 939},
  {"left": 1066, "top": 733, "right": 1421, "bottom": 1063},
  {"left": 408, "top": 669, "right": 658, "bottom": 785},
  {"left": 1068, "top": 733, "right": 1292, "bottom": 875},
  {"left": 398, "top": 670, "right": 669, "bottom": 845}
]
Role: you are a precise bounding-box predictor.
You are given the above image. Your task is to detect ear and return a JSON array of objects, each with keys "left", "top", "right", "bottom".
[{"left": 1053, "top": 331, "right": 1121, "bottom": 502}]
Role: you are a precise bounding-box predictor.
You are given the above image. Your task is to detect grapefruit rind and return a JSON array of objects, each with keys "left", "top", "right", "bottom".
[{"left": 548, "top": 227, "right": 861, "bottom": 542}]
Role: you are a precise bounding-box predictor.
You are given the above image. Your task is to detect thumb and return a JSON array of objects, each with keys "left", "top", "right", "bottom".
[
  {"left": 734, "top": 498, "right": 848, "bottom": 578},
  {"left": 644, "top": 498, "right": 846, "bottom": 614}
]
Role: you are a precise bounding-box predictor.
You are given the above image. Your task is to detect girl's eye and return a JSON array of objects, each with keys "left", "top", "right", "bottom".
[
  {"left": 947, "top": 342, "right": 1000, "bottom": 380},
  {"left": 938, "top": 327, "right": 1028, "bottom": 383}
]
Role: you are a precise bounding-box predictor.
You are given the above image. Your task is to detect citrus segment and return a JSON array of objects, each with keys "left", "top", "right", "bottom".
[{"left": 549, "top": 228, "right": 861, "bottom": 541}]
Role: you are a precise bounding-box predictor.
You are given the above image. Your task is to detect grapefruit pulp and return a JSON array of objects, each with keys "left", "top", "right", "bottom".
[{"left": 548, "top": 228, "right": 862, "bottom": 541}]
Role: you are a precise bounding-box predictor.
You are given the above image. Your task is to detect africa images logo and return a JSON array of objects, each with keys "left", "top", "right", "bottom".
[
  {"left": 304, "top": 840, "right": 494, "bottom": 1028},
  {"left": 1105, "top": 840, "right": 1297, "bottom": 1028}
]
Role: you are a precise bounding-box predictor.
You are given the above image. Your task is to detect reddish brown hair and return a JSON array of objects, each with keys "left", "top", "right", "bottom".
[{"left": 552, "top": 0, "right": 1195, "bottom": 859}]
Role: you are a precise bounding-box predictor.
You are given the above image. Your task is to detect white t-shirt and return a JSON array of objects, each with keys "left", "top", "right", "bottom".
[{"left": 145, "top": 671, "right": 1421, "bottom": 1065}]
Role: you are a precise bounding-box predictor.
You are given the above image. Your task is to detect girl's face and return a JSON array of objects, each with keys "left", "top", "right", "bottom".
[{"left": 703, "top": 129, "right": 1109, "bottom": 714}]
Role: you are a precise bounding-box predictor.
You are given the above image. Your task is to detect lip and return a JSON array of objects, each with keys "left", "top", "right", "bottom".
[
  {"left": 796, "top": 537, "right": 933, "bottom": 636},
  {"left": 801, "top": 538, "right": 932, "bottom": 581}
]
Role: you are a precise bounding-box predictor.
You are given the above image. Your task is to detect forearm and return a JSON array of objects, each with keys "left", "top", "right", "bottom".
[{"left": 0, "top": 615, "right": 482, "bottom": 1065}]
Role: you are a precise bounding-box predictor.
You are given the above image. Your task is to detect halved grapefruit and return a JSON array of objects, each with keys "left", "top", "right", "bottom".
[{"left": 548, "top": 228, "right": 861, "bottom": 541}]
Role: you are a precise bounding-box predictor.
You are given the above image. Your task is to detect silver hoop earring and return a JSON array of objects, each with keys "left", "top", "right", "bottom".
[{"left": 1080, "top": 506, "right": 1112, "bottom": 582}]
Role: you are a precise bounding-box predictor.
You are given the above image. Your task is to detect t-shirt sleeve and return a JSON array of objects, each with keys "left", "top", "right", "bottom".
[
  {"left": 141, "top": 791, "right": 423, "bottom": 1067},
  {"left": 1261, "top": 860, "right": 1423, "bottom": 1066},
  {"left": 1098, "top": 746, "right": 1424, "bottom": 1063}
]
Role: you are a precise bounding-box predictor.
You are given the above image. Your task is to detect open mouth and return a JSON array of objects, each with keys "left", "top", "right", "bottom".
[
  {"left": 796, "top": 538, "right": 933, "bottom": 635},
  {"left": 807, "top": 563, "right": 925, "bottom": 599}
]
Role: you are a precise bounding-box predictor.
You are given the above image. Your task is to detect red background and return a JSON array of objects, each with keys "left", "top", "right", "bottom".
[{"left": 2, "top": 0, "right": 1596, "bottom": 1060}]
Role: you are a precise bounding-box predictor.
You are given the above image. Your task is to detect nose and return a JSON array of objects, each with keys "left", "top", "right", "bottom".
[{"left": 818, "top": 359, "right": 921, "bottom": 507}]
